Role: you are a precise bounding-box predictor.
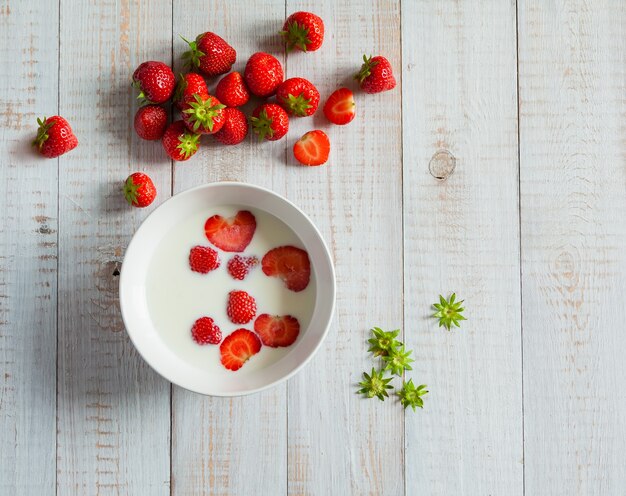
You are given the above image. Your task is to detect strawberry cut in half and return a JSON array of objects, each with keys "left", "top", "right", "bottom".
[
  {"left": 227, "top": 255, "right": 259, "bottom": 280},
  {"left": 191, "top": 317, "right": 222, "bottom": 345},
  {"left": 204, "top": 210, "right": 256, "bottom": 252},
  {"left": 323, "top": 88, "right": 356, "bottom": 125},
  {"left": 262, "top": 246, "right": 311, "bottom": 292},
  {"left": 254, "top": 314, "right": 300, "bottom": 347},
  {"left": 293, "top": 130, "right": 330, "bottom": 166},
  {"left": 227, "top": 290, "right": 257, "bottom": 325},
  {"left": 220, "top": 328, "right": 262, "bottom": 371}
]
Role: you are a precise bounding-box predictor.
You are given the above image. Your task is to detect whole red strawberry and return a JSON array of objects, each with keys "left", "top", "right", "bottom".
[
  {"left": 250, "top": 103, "right": 289, "bottom": 141},
  {"left": 181, "top": 93, "right": 226, "bottom": 135},
  {"left": 182, "top": 32, "right": 236, "bottom": 77},
  {"left": 162, "top": 120, "right": 201, "bottom": 161},
  {"left": 227, "top": 290, "right": 257, "bottom": 324},
  {"left": 133, "top": 105, "right": 168, "bottom": 140},
  {"left": 276, "top": 77, "right": 320, "bottom": 117},
  {"left": 354, "top": 55, "right": 396, "bottom": 94},
  {"left": 281, "top": 11, "right": 325, "bottom": 52},
  {"left": 132, "top": 61, "right": 176, "bottom": 104},
  {"left": 123, "top": 172, "right": 156, "bottom": 208},
  {"left": 33, "top": 116, "right": 78, "bottom": 158},
  {"left": 191, "top": 317, "right": 222, "bottom": 345},
  {"left": 173, "top": 72, "right": 208, "bottom": 110},
  {"left": 215, "top": 72, "right": 249, "bottom": 108},
  {"left": 189, "top": 245, "right": 220, "bottom": 273},
  {"left": 214, "top": 108, "right": 248, "bottom": 145},
  {"left": 244, "top": 52, "right": 284, "bottom": 97}
]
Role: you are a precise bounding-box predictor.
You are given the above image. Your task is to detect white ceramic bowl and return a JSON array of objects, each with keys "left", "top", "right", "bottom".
[{"left": 119, "top": 182, "right": 335, "bottom": 396}]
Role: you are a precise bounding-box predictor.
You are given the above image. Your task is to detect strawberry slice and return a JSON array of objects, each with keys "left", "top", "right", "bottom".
[
  {"left": 227, "top": 290, "right": 257, "bottom": 324},
  {"left": 262, "top": 246, "right": 311, "bottom": 292},
  {"left": 254, "top": 314, "right": 300, "bottom": 347},
  {"left": 293, "top": 130, "right": 330, "bottom": 166},
  {"left": 323, "top": 88, "right": 356, "bottom": 125},
  {"left": 220, "top": 328, "right": 262, "bottom": 371},
  {"left": 227, "top": 255, "right": 259, "bottom": 280},
  {"left": 204, "top": 210, "right": 256, "bottom": 252}
]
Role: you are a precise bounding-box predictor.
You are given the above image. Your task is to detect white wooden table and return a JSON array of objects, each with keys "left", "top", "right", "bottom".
[{"left": 1, "top": 1, "right": 625, "bottom": 494}]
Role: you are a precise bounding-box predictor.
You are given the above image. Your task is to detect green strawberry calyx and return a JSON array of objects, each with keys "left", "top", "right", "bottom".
[
  {"left": 173, "top": 73, "right": 188, "bottom": 104},
  {"left": 176, "top": 130, "right": 201, "bottom": 159},
  {"left": 181, "top": 34, "right": 206, "bottom": 70},
  {"left": 397, "top": 379, "right": 428, "bottom": 411},
  {"left": 131, "top": 80, "right": 153, "bottom": 106},
  {"left": 279, "top": 20, "right": 311, "bottom": 52},
  {"left": 123, "top": 176, "right": 142, "bottom": 206},
  {"left": 367, "top": 327, "right": 401, "bottom": 357},
  {"left": 432, "top": 293, "right": 466, "bottom": 331},
  {"left": 249, "top": 109, "right": 275, "bottom": 141},
  {"left": 182, "top": 94, "right": 225, "bottom": 133},
  {"left": 357, "top": 367, "right": 394, "bottom": 401},
  {"left": 354, "top": 54, "right": 380, "bottom": 84},
  {"left": 282, "top": 92, "right": 313, "bottom": 117},
  {"left": 33, "top": 117, "right": 54, "bottom": 149}
]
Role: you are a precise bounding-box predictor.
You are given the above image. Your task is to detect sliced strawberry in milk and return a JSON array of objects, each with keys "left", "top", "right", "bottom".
[
  {"left": 204, "top": 210, "right": 256, "bottom": 252},
  {"left": 262, "top": 245, "right": 311, "bottom": 292},
  {"left": 254, "top": 314, "right": 300, "bottom": 347}
]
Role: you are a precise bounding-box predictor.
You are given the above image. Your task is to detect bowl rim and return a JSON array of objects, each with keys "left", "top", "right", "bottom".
[{"left": 119, "top": 181, "right": 336, "bottom": 396}]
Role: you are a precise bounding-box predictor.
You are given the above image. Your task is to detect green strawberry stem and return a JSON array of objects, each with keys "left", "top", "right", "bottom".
[
  {"left": 180, "top": 34, "right": 205, "bottom": 70},
  {"left": 283, "top": 93, "right": 313, "bottom": 117},
  {"left": 279, "top": 21, "right": 311, "bottom": 52},
  {"left": 357, "top": 367, "right": 394, "bottom": 401},
  {"left": 182, "top": 94, "right": 225, "bottom": 132},
  {"left": 397, "top": 379, "right": 428, "bottom": 411},
  {"left": 32, "top": 117, "right": 54, "bottom": 149},
  {"left": 382, "top": 344, "right": 414, "bottom": 376},
  {"left": 176, "top": 130, "right": 200, "bottom": 159},
  {"left": 432, "top": 293, "right": 467, "bottom": 331},
  {"left": 123, "top": 176, "right": 141, "bottom": 206},
  {"left": 249, "top": 110, "right": 275, "bottom": 141},
  {"left": 354, "top": 54, "right": 380, "bottom": 84},
  {"left": 367, "top": 327, "right": 401, "bottom": 357}
]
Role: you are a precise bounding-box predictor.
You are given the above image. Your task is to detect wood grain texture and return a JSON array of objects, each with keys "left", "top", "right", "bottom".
[
  {"left": 402, "top": 1, "right": 523, "bottom": 494},
  {"left": 0, "top": 0, "right": 58, "bottom": 494},
  {"left": 285, "top": 1, "right": 404, "bottom": 495},
  {"left": 519, "top": 1, "right": 626, "bottom": 494},
  {"left": 170, "top": 1, "right": 289, "bottom": 495},
  {"left": 56, "top": 0, "right": 172, "bottom": 494}
]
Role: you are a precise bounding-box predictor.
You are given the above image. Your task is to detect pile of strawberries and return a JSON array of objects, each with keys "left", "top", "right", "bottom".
[
  {"left": 32, "top": 11, "right": 396, "bottom": 208},
  {"left": 187, "top": 209, "right": 312, "bottom": 371}
]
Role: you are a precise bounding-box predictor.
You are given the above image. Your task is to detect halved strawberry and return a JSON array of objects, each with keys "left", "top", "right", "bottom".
[
  {"left": 293, "top": 130, "right": 330, "bottom": 166},
  {"left": 262, "top": 246, "right": 311, "bottom": 292},
  {"left": 254, "top": 314, "right": 300, "bottom": 347},
  {"left": 220, "top": 328, "right": 262, "bottom": 371},
  {"left": 227, "top": 255, "right": 259, "bottom": 280},
  {"left": 323, "top": 88, "right": 356, "bottom": 125},
  {"left": 204, "top": 210, "right": 256, "bottom": 252},
  {"left": 227, "top": 290, "right": 257, "bottom": 324}
]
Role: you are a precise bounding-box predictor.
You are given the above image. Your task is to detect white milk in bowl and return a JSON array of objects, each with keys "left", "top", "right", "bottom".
[{"left": 145, "top": 205, "right": 316, "bottom": 374}]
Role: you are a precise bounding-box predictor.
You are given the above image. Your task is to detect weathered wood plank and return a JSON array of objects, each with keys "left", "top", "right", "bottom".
[
  {"left": 170, "top": 1, "right": 288, "bottom": 495},
  {"left": 56, "top": 0, "right": 172, "bottom": 494},
  {"left": 285, "top": 1, "right": 404, "bottom": 495},
  {"left": 0, "top": 0, "right": 58, "bottom": 494},
  {"left": 402, "top": 1, "right": 523, "bottom": 494},
  {"left": 519, "top": 1, "right": 626, "bottom": 494}
]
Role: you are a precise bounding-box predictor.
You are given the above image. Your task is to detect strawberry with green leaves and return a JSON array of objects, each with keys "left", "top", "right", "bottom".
[
  {"left": 280, "top": 11, "right": 324, "bottom": 52},
  {"left": 123, "top": 172, "right": 156, "bottom": 208},
  {"left": 132, "top": 61, "right": 176, "bottom": 104},
  {"left": 161, "top": 120, "right": 200, "bottom": 161},
  {"left": 250, "top": 103, "right": 289, "bottom": 141},
  {"left": 354, "top": 55, "right": 396, "bottom": 94},
  {"left": 181, "top": 93, "right": 226, "bottom": 135},
  {"left": 276, "top": 77, "right": 320, "bottom": 117},
  {"left": 181, "top": 32, "right": 236, "bottom": 77},
  {"left": 33, "top": 116, "right": 78, "bottom": 158},
  {"left": 244, "top": 52, "right": 284, "bottom": 97}
]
